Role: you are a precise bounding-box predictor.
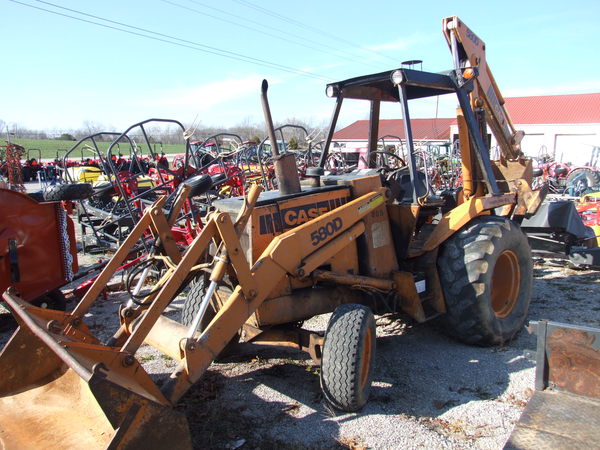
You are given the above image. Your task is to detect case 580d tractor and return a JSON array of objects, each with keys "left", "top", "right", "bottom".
[{"left": 0, "top": 17, "right": 544, "bottom": 449}]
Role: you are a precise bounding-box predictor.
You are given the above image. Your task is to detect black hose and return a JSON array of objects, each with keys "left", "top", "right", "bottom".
[{"left": 125, "top": 257, "right": 164, "bottom": 304}]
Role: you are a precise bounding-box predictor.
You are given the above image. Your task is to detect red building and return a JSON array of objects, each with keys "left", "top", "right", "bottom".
[{"left": 333, "top": 93, "right": 600, "bottom": 166}]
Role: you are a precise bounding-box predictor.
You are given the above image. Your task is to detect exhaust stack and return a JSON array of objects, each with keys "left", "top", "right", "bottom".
[{"left": 261, "top": 79, "right": 301, "bottom": 195}]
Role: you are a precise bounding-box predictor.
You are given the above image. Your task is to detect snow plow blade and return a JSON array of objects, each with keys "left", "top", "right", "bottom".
[{"left": 0, "top": 291, "right": 192, "bottom": 450}]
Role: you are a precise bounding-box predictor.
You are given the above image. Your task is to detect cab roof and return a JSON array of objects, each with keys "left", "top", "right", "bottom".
[{"left": 326, "top": 68, "right": 458, "bottom": 102}]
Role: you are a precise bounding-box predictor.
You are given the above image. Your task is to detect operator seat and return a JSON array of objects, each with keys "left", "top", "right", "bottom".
[{"left": 390, "top": 167, "right": 445, "bottom": 206}]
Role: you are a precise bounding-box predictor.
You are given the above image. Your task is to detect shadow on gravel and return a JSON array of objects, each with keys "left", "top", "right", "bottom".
[
  {"left": 372, "top": 328, "right": 534, "bottom": 417},
  {"left": 179, "top": 362, "right": 345, "bottom": 450},
  {"left": 173, "top": 324, "right": 535, "bottom": 449}
]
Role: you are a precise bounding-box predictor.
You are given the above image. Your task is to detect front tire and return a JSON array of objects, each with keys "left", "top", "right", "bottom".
[
  {"left": 437, "top": 216, "right": 532, "bottom": 346},
  {"left": 179, "top": 273, "right": 239, "bottom": 358},
  {"left": 320, "top": 303, "right": 376, "bottom": 412}
]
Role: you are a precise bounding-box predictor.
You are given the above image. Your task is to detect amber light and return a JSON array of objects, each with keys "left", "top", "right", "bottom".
[{"left": 463, "top": 68, "right": 475, "bottom": 79}]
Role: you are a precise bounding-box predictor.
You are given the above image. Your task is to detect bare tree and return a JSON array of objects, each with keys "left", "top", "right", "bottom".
[{"left": 81, "top": 120, "right": 106, "bottom": 137}]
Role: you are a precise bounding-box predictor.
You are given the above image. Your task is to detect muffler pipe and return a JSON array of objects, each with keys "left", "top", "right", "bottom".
[{"left": 261, "top": 79, "right": 301, "bottom": 195}]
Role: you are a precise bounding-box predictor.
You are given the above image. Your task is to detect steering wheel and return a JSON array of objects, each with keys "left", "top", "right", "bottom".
[{"left": 370, "top": 150, "right": 406, "bottom": 172}]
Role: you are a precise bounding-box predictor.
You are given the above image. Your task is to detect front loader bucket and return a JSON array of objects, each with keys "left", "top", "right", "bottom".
[{"left": 0, "top": 292, "right": 192, "bottom": 449}]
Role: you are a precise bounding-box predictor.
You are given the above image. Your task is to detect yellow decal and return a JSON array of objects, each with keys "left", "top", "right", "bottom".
[{"left": 358, "top": 194, "right": 384, "bottom": 215}]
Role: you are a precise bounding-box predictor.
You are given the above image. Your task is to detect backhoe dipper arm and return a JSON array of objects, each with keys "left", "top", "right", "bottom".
[{"left": 443, "top": 16, "right": 524, "bottom": 161}]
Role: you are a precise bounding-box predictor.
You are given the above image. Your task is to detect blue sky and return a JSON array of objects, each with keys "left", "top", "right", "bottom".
[{"left": 2, "top": 0, "right": 600, "bottom": 133}]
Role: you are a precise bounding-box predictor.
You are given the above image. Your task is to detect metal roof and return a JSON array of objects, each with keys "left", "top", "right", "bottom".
[
  {"left": 333, "top": 118, "right": 455, "bottom": 141},
  {"left": 504, "top": 93, "right": 600, "bottom": 124},
  {"left": 333, "top": 93, "right": 600, "bottom": 141}
]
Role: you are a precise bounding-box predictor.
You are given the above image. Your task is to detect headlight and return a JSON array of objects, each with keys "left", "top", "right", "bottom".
[
  {"left": 391, "top": 70, "right": 404, "bottom": 85},
  {"left": 326, "top": 85, "right": 339, "bottom": 97}
]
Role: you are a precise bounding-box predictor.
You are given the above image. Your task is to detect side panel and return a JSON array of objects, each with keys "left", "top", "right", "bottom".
[
  {"left": 345, "top": 176, "right": 399, "bottom": 277},
  {"left": 244, "top": 188, "right": 355, "bottom": 300},
  {"left": 0, "top": 189, "right": 76, "bottom": 301},
  {"left": 248, "top": 188, "right": 353, "bottom": 263}
]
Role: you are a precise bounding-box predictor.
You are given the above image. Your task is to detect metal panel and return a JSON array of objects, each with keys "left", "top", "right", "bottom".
[
  {"left": 507, "top": 321, "right": 600, "bottom": 449},
  {"left": 540, "top": 321, "right": 600, "bottom": 398},
  {"left": 505, "top": 390, "right": 600, "bottom": 449},
  {"left": 521, "top": 201, "right": 592, "bottom": 239}
]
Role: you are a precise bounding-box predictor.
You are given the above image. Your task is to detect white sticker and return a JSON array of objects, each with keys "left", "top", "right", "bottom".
[
  {"left": 371, "top": 221, "right": 390, "bottom": 249},
  {"left": 415, "top": 280, "right": 426, "bottom": 293}
]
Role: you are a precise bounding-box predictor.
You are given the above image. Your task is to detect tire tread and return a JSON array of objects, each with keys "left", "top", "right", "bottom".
[
  {"left": 320, "top": 304, "right": 375, "bottom": 411},
  {"left": 44, "top": 183, "right": 93, "bottom": 201},
  {"left": 437, "top": 216, "right": 532, "bottom": 346}
]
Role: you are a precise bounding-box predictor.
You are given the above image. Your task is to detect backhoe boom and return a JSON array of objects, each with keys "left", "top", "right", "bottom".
[{"left": 443, "top": 16, "right": 524, "bottom": 161}]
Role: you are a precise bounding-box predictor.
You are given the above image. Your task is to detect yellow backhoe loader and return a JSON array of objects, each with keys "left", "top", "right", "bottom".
[{"left": 1, "top": 17, "right": 545, "bottom": 448}]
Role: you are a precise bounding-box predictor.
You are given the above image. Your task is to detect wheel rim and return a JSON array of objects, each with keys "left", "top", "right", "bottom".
[
  {"left": 360, "top": 327, "right": 373, "bottom": 390},
  {"left": 491, "top": 250, "right": 520, "bottom": 318}
]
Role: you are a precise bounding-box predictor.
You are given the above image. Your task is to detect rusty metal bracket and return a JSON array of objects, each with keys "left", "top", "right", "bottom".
[
  {"left": 531, "top": 320, "right": 549, "bottom": 391},
  {"left": 511, "top": 178, "right": 547, "bottom": 218},
  {"left": 244, "top": 325, "right": 324, "bottom": 363}
]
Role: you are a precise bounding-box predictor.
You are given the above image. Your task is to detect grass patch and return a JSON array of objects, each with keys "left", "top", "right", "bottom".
[{"left": 7, "top": 138, "right": 186, "bottom": 160}]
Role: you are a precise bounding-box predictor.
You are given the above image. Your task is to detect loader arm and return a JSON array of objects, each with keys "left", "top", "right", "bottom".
[
  {"left": 0, "top": 186, "right": 388, "bottom": 448},
  {"left": 163, "top": 187, "right": 388, "bottom": 403},
  {"left": 442, "top": 16, "right": 524, "bottom": 161},
  {"left": 442, "top": 16, "right": 544, "bottom": 216}
]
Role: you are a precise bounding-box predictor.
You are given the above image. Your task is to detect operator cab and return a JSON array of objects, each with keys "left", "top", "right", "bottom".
[{"left": 315, "top": 67, "right": 469, "bottom": 210}]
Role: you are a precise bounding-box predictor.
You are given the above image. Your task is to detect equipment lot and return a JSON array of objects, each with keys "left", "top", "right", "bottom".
[
  {"left": 2, "top": 258, "right": 597, "bottom": 449},
  {"left": 1, "top": 12, "right": 598, "bottom": 449}
]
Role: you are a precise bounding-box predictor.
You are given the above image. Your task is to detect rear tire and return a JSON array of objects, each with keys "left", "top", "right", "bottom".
[
  {"left": 567, "top": 168, "right": 600, "bottom": 195},
  {"left": 320, "top": 303, "right": 376, "bottom": 412},
  {"left": 437, "top": 216, "right": 532, "bottom": 346},
  {"left": 44, "top": 183, "right": 94, "bottom": 201}
]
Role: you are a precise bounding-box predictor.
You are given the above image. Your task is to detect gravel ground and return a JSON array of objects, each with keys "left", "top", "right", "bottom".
[
  {"left": 1, "top": 196, "right": 599, "bottom": 450},
  {"left": 1, "top": 260, "right": 598, "bottom": 449}
]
